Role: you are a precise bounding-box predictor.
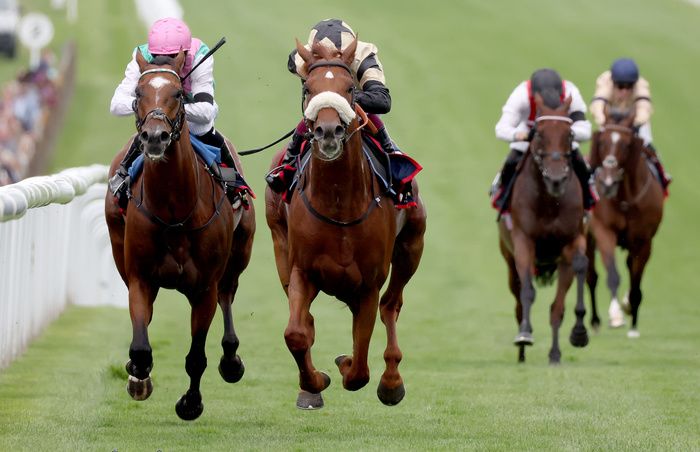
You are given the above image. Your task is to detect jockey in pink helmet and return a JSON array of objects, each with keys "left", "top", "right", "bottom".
[{"left": 109, "top": 17, "right": 239, "bottom": 208}]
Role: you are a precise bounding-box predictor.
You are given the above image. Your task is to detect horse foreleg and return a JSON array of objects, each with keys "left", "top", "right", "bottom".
[
  {"left": 285, "top": 268, "right": 329, "bottom": 409},
  {"left": 126, "top": 280, "right": 158, "bottom": 401},
  {"left": 626, "top": 243, "right": 652, "bottom": 338},
  {"left": 512, "top": 231, "right": 535, "bottom": 355},
  {"left": 337, "top": 290, "right": 379, "bottom": 394},
  {"left": 175, "top": 290, "right": 217, "bottom": 421},
  {"left": 586, "top": 232, "right": 601, "bottom": 331},
  {"left": 594, "top": 224, "right": 623, "bottom": 328},
  {"left": 549, "top": 261, "right": 573, "bottom": 365},
  {"left": 569, "top": 246, "right": 590, "bottom": 349},
  {"left": 217, "top": 290, "right": 245, "bottom": 383}
]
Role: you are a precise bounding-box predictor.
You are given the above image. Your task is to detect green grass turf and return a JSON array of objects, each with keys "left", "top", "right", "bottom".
[{"left": 1, "top": 0, "right": 700, "bottom": 450}]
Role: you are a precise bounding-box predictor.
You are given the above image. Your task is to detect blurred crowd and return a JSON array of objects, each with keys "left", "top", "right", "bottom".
[{"left": 0, "top": 50, "right": 59, "bottom": 186}]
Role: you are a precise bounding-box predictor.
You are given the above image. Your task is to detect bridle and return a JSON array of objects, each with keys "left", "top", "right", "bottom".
[
  {"left": 301, "top": 60, "right": 360, "bottom": 142},
  {"left": 531, "top": 115, "right": 574, "bottom": 183},
  {"left": 129, "top": 66, "right": 227, "bottom": 231},
  {"left": 133, "top": 68, "right": 186, "bottom": 144}
]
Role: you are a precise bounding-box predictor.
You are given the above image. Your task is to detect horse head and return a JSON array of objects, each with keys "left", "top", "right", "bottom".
[
  {"left": 296, "top": 38, "right": 358, "bottom": 161},
  {"left": 531, "top": 94, "right": 574, "bottom": 198},
  {"left": 590, "top": 106, "right": 637, "bottom": 198},
  {"left": 133, "top": 50, "right": 187, "bottom": 161}
]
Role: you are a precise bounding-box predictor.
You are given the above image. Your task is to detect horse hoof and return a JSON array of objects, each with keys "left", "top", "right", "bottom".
[
  {"left": 334, "top": 354, "right": 350, "bottom": 368},
  {"left": 296, "top": 390, "right": 324, "bottom": 410},
  {"left": 175, "top": 391, "right": 204, "bottom": 421},
  {"left": 218, "top": 355, "right": 245, "bottom": 383},
  {"left": 548, "top": 356, "right": 561, "bottom": 366},
  {"left": 608, "top": 299, "right": 626, "bottom": 328},
  {"left": 621, "top": 293, "right": 632, "bottom": 315},
  {"left": 377, "top": 382, "right": 405, "bottom": 406},
  {"left": 513, "top": 332, "right": 534, "bottom": 346},
  {"left": 569, "top": 326, "right": 589, "bottom": 348},
  {"left": 126, "top": 375, "right": 153, "bottom": 401},
  {"left": 627, "top": 329, "right": 640, "bottom": 339}
]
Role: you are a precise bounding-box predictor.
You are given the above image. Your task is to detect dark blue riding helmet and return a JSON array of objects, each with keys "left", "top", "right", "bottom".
[
  {"left": 610, "top": 58, "right": 639, "bottom": 84},
  {"left": 530, "top": 68, "right": 563, "bottom": 108}
]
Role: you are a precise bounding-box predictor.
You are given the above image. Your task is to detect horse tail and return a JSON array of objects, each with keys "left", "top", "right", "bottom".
[{"left": 534, "top": 262, "right": 557, "bottom": 286}]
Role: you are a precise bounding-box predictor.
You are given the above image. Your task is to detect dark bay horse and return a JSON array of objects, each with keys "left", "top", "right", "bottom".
[
  {"left": 104, "top": 51, "right": 255, "bottom": 420},
  {"left": 265, "top": 40, "right": 426, "bottom": 409},
  {"left": 498, "top": 94, "right": 589, "bottom": 364},
  {"left": 586, "top": 110, "right": 664, "bottom": 337}
]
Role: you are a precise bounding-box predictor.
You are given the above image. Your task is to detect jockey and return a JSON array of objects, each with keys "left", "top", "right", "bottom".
[
  {"left": 108, "top": 17, "right": 238, "bottom": 206},
  {"left": 266, "top": 19, "right": 413, "bottom": 205},
  {"left": 589, "top": 58, "right": 670, "bottom": 190},
  {"left": 492, "top": 68, "right": 595, "bottom": 211}
]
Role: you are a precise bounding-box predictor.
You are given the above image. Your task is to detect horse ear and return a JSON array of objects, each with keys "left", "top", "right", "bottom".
[
  {"left": 173, "top": 49, "right": 186, "bottom": 73},
  {"left": 341, "top": 37, "right": 358, "bottom": 67},
  {"left": 603, "top": 103, "right": 610, "bottom": 124},
  {"left": 622, "top": 109, "right": 635, "bottom": 128},
  {"left": 562, "top": 95, "right": 572, "bottom": 112},
  {"left": 136, "top": 50, "right": 149, "bottom": 72},
  {"left": 296, "top": 38, "right": 313, "bottom": 64},
  {"left": 589, "top": 131, "right": 601, "bottom": 168},
  {"left": 534, "top": 92, "right": 544, "bottom": 111}
]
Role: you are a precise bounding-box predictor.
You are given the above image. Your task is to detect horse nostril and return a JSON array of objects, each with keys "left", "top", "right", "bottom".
[
  {"left": 314, "top": 126, "right": 324, "bottom": 141},
  {"left": 140, "top": 131, "right": 149, "bottom": 142},
  {"left": 160, "top": 131, "right": 171, "bottom": 143},
  {"left": 334, "top": 125, "right": 344, "bottom": 138}
]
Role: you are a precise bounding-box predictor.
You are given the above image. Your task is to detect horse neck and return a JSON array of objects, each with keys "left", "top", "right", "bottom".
[
  {"left": 620, "top": 142, "right": 649, "bottom": 199},
  {"left": 142, "top": 134, "right": 198, "bottom": 213},
  {"left": 307, "top": 126, "right": 372, "bottom": 208}
]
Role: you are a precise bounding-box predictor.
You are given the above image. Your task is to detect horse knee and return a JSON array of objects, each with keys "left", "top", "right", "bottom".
[
  {"left": 572, "top": 253, "right": 588, "bottom": 274},
  {"left": 284, "top": 328, "right": 310, "bottom": 354}
]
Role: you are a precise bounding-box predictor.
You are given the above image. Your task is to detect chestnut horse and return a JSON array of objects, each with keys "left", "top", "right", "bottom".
[
  {"left": 265, "top": 40, "right": 426, "bottom": 409},
  {"left": 586, "top": 110, "right": 664, "bottom": 337},
  {"left": 104, "top": 51, "right": 255, "bottom": 420},
  {"left": 498, "top": 95, "right": 589, "bottom": 364}
]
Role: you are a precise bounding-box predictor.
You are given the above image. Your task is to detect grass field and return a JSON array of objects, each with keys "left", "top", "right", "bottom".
[{"left": 1, "top": 0, "right": 700, "bottom": 450}]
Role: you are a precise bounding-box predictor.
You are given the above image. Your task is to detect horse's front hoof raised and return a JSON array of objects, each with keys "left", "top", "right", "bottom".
[
  {"left": 513, "top": 332, "right": 534, "bottom": 346},
  {"left": 569, "top": 325, "right": 589, "bottom": 347},
  {"left": 175, "top": 390, "right": 204, "bottom": 421},
  {"left": 126, "top": 375, "right": 153, "bottom": 401},
  {"left": 218, "top": 354, "right": 245, "bottom": 383},
  {"left": 377, "top": 382, "right": 405, "bottom": 406},
  {"left": 296, "top": 390, "right": 324, "bottom": 410}
]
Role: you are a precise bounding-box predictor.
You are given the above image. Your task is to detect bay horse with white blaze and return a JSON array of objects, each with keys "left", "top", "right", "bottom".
[
  {"left": 104, "top": 50, "right": 255, "bottom": 420},
  {"left": 498, "top": 94, "right": 589, "bottom": 364},
  {"left": 586, "top": 109, "right": 664, "bottom": 337},
  {"left": 265, "top": 39, "right": 426, "bottom": 409}
]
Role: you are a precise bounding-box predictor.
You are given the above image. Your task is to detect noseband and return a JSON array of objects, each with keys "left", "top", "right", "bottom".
[{"left": 133, "top": 68, "right": 185, "bottom": 143}]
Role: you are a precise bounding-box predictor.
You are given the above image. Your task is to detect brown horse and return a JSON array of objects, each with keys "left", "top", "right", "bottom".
[
  {"left": 265, "top": 40, "right": 426, "bottom": 409},
  {"left": 586, "top": 110, "right": 664, "bottom": 337},
  {"left": 104, "top": 51, "right": 255, "bottom": 420},
  {"left": 498, "top": 94, "right": 589, "bottom": 364}
]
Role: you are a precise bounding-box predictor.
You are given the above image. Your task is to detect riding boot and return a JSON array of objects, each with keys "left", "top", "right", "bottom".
[
  {"left": 375, "top": 126, "right": 401, "bottom": 154},
  {"left": 265, "top": 129, "right": 304, "bottom": 193},
  {"left": 108, "top": 138, "right": 141, "bottom": 209},
  {"left": 218, "top": 141, "right": 240, "bottom": 204},
  {"left": 492, "top": 149, "right": 522, "bottom": 211},
  {"left": 645, "top": 143, "right": 671, "bottom": 190},
  {"left": 572, "top": 149, "right": 596, "bottom": 210}
]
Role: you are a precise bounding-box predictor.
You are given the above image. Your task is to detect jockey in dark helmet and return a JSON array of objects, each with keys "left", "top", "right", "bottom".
[
  {"left": 108, "top": 17, "right": 240, "bottom": 208},
  {"left": 589, "top": 58, "right": 671, "bottom": 191},
  {"left": 266, "top": 18, "right": 415, "bottom": 207},
  {"left": 491, "top": 68, "right": 596, "bottom": 212}
]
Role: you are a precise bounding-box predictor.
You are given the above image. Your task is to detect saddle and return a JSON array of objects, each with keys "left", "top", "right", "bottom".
[
  {"left": 282, "top": 132, "right": 421, "bottom": 208},
  {"left": 126, "top": 133, "right": 254, "bottom": 210}
]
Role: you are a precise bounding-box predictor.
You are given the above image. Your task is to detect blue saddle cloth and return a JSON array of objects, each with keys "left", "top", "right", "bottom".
[{"left": 128, "top": 133, "right": 221, "bottom": 181}]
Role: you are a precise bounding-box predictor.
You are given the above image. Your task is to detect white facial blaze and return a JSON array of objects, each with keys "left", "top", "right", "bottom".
[
  {"left": 148, "top": 75, "right": 171, "bottom": 90},
  {"left": 611, "top": 131, "right": 621, "bottom": 145},
  {"left": 304, "top": 91, "right": 356, "bottom": 124},
  {"left": 325, "top": 71, "right": 334, "bottom": 79}
]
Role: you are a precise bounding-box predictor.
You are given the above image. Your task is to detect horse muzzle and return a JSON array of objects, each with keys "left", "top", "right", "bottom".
[
  {"left": 312, "top": 120, "right": 345, "bottom": 161},
  {"left": 139, "top": 126, "right": 172, "bottom": 161},
  {"left": 542, "top": 167, "right": 570, "bottom": 198}
]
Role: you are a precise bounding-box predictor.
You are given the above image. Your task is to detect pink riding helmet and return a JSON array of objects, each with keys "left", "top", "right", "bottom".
[{"left": 148, "top": 17, "right": 192, "bottom": 54}]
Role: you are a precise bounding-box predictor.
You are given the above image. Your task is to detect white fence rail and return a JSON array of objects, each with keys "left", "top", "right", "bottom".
[{"left": 0, "top": 164, "right": 127, "bottom": 369}]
